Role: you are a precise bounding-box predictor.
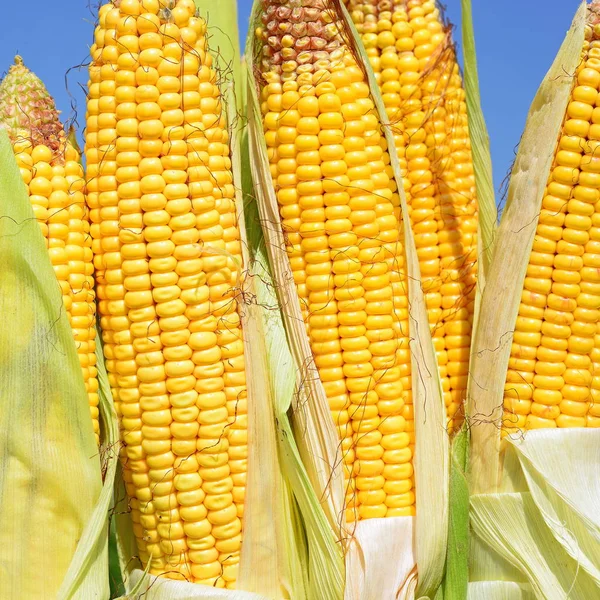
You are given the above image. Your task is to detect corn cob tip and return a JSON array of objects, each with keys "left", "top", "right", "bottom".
[
  {"left": 0, "top": 56, "right": 65, "bottom": 155},
  {"left": 588, "top": 0, "right": 600, "bottom": 29},
  {"left": 258, "top": 0, "right": 347, "bottom": 83}
]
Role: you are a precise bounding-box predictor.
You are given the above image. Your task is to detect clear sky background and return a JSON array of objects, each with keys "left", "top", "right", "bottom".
[{"left": 0, "top": 0, "right": 580, "bottom": 200}]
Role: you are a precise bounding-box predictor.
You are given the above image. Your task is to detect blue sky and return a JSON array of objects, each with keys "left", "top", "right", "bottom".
[{"left": 1, "top": 0, "right": 579, "bottom": 199}]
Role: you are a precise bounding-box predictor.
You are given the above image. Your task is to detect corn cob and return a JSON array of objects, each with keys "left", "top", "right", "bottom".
[
  {"left": 0, "top": 56, "right": 99, "bottom": 444},
  {"left": 87, "top": 0, "right": 247, "bottom": 587},
  {"left": 344, "top": 0, "right": 478, "bottom": 432},
  {"left": 503, "top": 15, "right": 600, "bottom": 434},
  {"left": 257, "top": 0, "right": 415, "bottom": 521}
]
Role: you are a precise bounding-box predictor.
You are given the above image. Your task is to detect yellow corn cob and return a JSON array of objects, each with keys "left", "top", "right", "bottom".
[
  {"left": 504, "top": 23, "right": 600, "bottom": 434},
  {"left": 87, "top": 0, "right": 247, "bottom": 587},
  {"left": 0, "top": 57, "right": 99, "bottom": 444},
  {"left": 257, "top": 0, "right": 415, "bottom": 521},
  {"left": 344, "top": 0, "right": 478, "bottom": 432}
]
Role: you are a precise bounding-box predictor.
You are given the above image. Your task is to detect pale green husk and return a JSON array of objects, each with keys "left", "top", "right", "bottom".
[
  {"left": 467, "top": 1, "right": 587, "bottom": 495},
  {"left": 114, "top": 2, "right": 303, "bottom": 598},
  {"left": 466, "top": 4, "right": 600, "bottom": 599},
  {"left": 245, "top": 4, "right": 346, "bottom": 599},
  {"left": 242, "top": 125, "right": 345, "bottom": 600},
  {"left": 338, "top": 5, "right": 449, "bottom": 599},
  {"left": 460, "top": 0, "right": 497, "bottom": 283},
  {"left": 0, "top": 128, "right": 117, "bottom": 598},
  {"left": 470, "top": 430, "right": 600, "bottom": 599}
]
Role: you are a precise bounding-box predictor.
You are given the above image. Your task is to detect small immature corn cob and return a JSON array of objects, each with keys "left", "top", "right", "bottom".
[
  {"left": 503, "top": 11, "right": 600, "bottom": 434},
  {"left": 0, "top": 56, "right": 99, "bottom": 444},
  {"left": 344, "top": 0, "right": 478, "bottom": 432},
  {"left": 257, "top": 0, "right": 415, "bottom": 521},
  {"left": 87, "top": 0, "right": 247, "bottom": 587}
]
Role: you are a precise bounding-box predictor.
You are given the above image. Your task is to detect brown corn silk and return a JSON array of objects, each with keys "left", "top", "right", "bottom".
[
  {"left": 0, "top": 56, "right": 99, "bottom": 444},
  {"left": 256, "top": 0, "right": 418, "bottom": 522},
  {"left": 343, "top": 0, "right": 478, "bottom": 433},
  {"left": 87, "top": 0, "right": 248, "bottom": 588},
  {"left": 503, "top": 6, "right": 600, "bottom": 435}
]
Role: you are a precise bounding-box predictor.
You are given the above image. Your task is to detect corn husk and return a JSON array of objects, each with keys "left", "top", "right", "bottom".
[
  {"left": 466, "top": 0, "right": 587, "bottom": 495},
  {"left": 466, "top": 3, "right": 600, "bottom": 598},
  {"left": 0, "top": 128, "right": 118, "bottom": 598},
  {"left": 245, "top": 0, "right": 346, "bottom": 547},
  {"left": 339, "top": 4, "right": 449, "bottom": 598},
  {"left": 460, "top": 0, "right": 496, "bottom": 287},
  {"left": 113, "top": 2, "right": 296, "bottom": 598},
  {"left": 470, "top": 430, "right": 600, "bottom": 599},
  {"left": 246, "top": 1, "right": 450, "bottom": 597}
]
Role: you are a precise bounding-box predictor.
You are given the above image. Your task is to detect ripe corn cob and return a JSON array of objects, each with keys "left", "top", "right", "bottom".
[
  {"left": 503, "top": 16, "right": 600, "bottom": 434},
  {"left": 0, "top": 56, "right": 99, "bottom": 444},
  {"left": 344, "top": 0, "right": 478, "bottom": 432},
  {"left": 87, "top": 0, "right": 247, "bottom": 587},
  {"left": 257, "top": 0, "right": 415, "bottom": 521}
]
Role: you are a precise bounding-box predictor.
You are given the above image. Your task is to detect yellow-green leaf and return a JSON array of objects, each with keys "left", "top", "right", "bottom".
[
  {"left": 466, "top": 1, "right": 586, "bottom": 495},
  {"left": 0, "top": 129, "right": 107, "bottom": 598}
]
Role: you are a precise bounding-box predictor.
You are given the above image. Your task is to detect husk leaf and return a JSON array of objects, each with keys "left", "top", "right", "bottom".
[
  {"left": 460, "top": 0, "right": 496, "bottom": 283},
  {"left": 337, "top": 4, "right": 449, "bottom": 598},
  {"left": 57, "top": 333, "right": 119, "bottom": 600},
  {"left": 506, "top": 429, "right": 600, "bottom": 582},
  {"left": 245, "top": 0, "right": 346, "bottom": 539},
  {"left": 194, "top": 0, "right": 242, "bottom": 99},
  {"left": 114, "top": 4, "right": 290, "bottom": 597},
  {"left": 242, "top": 123, "right": 345, "bottom": 600},
  {"left": 466, "top": 1, "right": 586, "bottom": 495},
  {"left": 467, "top": 582, "right": 534, "bottom": 600},
  {"left": 230, "top": 72, "right": 286, "bottom": 600},
  {"left": 442, "top": 427, "right": 470, "bottom": 600},
  {"left": 0, "top": 129, "right": 108, "bottom": 598},
  {"left": 470, "top": 428, "right": 600, "bottom": 599}
]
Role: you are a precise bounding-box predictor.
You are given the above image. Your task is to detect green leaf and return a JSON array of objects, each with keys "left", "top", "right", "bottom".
[
  {"left": 0, "top": 129, "right": 110, "bottom": 598},
  {"left": 442, "top": 427, "right": 470, "bottom": 600},
  {"left": 194, "top": 0, "right": 242, "bottom": 100},
  {"left": 460, "top": 0, "right": 497, "bottom": 281}
]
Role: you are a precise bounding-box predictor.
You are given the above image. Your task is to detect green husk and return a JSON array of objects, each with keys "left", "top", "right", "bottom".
[
  {"left": 242, "top": 125, "right": 345, "bottom": 600},
  {"left": 466, "top": 1, "right": 586, "bottom": 495},
  {"left": 337, "top": 5, "right": 449, "bottom": 598},
  {"left": 245, "top": 0, "right": 346, "bottom": 544},
  {"left": 442, "top": 427, "right": 469, "bottom": 600},
  {"left": 460, "top": 0, "right": 497, "bottom": 282},
  {"left": 194, "top": 0, "right": 242, "bottom": 97},
  {"left": 245, "top": 5, "right": 346, "bottom": 598},
  {"left": 0, "top": 128, "right": 116, "bottom": 598},
  {"left": 230, "top": 68, "right": 288, "bottom": 600}
]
